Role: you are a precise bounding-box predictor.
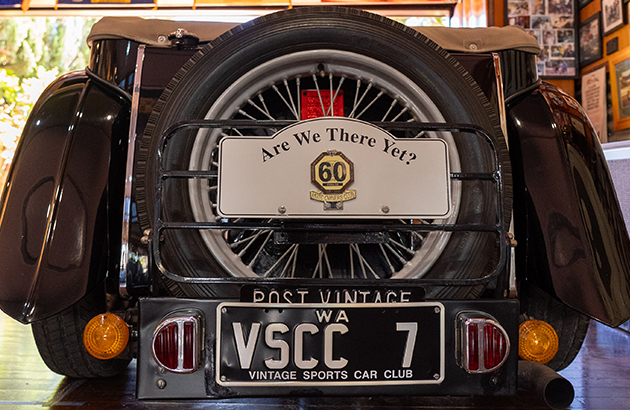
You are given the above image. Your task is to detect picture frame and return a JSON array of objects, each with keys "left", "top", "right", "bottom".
[
  {"left": 507, "top": 0, "right": 578, "bottom": 78},
  {"left": 610, "top": 48, "right": 630, "bottom": 130},
  {"left": 602, "top": 0, "right": 624, "bottom": 35},
  {"left": 580, "top": 13, "right": 603, "bottom": 66}
]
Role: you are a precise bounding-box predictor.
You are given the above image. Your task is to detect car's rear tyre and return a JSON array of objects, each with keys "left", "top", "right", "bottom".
[
  {"left": 31, "top": 285, "right": 131, "bottom": 378},
  {"left": 137, "top": 7, "right": 511, "bottom": 298}
]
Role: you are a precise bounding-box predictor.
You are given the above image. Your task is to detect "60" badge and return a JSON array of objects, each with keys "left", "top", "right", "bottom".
[{"left": 311, "top": 151, "right": 354, "bottom": 194}]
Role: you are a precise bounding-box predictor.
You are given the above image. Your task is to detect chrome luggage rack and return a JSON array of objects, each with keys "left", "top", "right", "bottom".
[{"left": 149, "top": 119, "right": 509, "bottom": 290}]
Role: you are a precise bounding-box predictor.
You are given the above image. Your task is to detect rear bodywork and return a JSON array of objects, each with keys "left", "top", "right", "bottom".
[
  {"left": 507, "top": 82, "right": 630, "bottom": 326},
  {"left": 0, "top": 71, "right": 130, "bottom": 323},
  {"left": 2, "top": 36, "right": 628, "bottom": 327},
  {"left": 0, "top": 16, "right": 629, "bottom": 402}
]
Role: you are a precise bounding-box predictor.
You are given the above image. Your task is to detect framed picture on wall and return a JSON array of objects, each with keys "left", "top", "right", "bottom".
[
  {"left": 548, "top": 0, "right": 573, "bottom": 14},
  {"left": 580, "top": 13, "right": 603, "bottom": 66},
  {"left": 610, "top": 48, "right": 630, "bottom": 130},
  {"left": 507, "top": 0, "right": 578, "bottom": 78},
  {"left": 602, "top": 0, "right": 624, "bottom": 35}
]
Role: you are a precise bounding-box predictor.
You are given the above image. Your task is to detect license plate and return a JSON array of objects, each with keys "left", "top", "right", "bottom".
[{"left": 216, "top": 302, "right": 445, "bottom": 387}]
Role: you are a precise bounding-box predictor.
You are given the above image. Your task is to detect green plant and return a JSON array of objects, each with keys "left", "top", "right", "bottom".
[
  {"left": 0, "top": 67, "right": 59, "bottom": 192},
  {"left": 0, "top": 17, "right": 96, "bottom": 196}
]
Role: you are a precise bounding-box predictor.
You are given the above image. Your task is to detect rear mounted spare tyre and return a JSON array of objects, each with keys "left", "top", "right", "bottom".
[{"left": 136, "top": 7, "right": 512, "bottom": 298}]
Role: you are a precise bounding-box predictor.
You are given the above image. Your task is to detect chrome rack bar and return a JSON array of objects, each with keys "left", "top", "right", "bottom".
[{"left": 151, "top": 119, "right": 508, "bottom": 288}]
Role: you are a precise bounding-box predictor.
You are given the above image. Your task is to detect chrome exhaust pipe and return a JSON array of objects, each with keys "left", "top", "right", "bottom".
[{"left": 518, "top": 361, "right": 574, "bottom": 409}]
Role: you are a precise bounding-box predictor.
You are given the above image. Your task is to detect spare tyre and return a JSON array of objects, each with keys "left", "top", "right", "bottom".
[{"left": 136, "top": 7, "right": 511, "bottom": 299}]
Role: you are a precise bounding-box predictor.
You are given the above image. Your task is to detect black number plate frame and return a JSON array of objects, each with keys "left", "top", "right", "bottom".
[{"left": 216, "top": 302, "right": 445, "bottom": 387}]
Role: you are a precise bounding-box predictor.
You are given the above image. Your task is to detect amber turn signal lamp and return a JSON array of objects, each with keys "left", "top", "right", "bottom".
[
  {"left": 83, "top": 313, "right": 129, "bottom": 359},
  {"left": 519, "top": 319, "right": 559, "bottom": 364}
]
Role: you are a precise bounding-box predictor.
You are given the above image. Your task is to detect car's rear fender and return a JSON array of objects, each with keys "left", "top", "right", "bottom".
[
  {"left": 0, "top": 70, "right": 130, "bottom": 323},
  {"left": 507, "top": 81, "right": 630, "bottom": 327}
]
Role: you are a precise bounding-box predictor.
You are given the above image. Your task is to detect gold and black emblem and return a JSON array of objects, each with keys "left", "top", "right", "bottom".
[{"left": 310, "top": 150, "right": 356, "bottom": 210}]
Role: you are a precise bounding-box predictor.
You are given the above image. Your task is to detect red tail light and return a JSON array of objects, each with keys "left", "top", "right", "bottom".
[
  {"left": 301, "top": 90, "right": 344, "bottom": 119},
  {"left": 152, "top": 316, "right": 201, "bottom": 373},
  {"left": 467, "top": 323, "right": 479, "bottom": 371},
  {"left": 457, "top": 313, "right": 510, "bottom": 374},
  {"left": 484, "top": 323, "right": 508, "bottom": 369}
]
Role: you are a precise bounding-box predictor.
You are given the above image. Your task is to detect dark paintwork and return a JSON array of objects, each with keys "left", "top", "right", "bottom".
[
  {"left": 452, "top": 53, "right": 499, "bottom": 109},
  {"left": 507, "top": 82, "right": 630, "bottom": 327},
  {"left": 453, "top": 50, "right": 538, "bottom": 105},
  {"left": 497, "top": 49, "right": 539, "bottom": 101},
  {"left": 0, "top": 70, "right": 130, "bottom": 323},
  {"left": 89, "top": 39, "right": 140, "bottom": 95}
]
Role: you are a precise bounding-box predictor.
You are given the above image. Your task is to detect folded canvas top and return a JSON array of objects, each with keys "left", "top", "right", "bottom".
[{"left": 87, "top": 16, "right": 541, "bottom": 55}]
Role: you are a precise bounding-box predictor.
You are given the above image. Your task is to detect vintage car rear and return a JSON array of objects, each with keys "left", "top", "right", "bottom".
[{"left": 1, "top": 7, "right": 629, "bottom": 408}]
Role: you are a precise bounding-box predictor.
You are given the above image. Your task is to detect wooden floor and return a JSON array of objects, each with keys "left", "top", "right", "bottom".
[{"left": 1, "top": 311, "right": 629, "bottom": 409}]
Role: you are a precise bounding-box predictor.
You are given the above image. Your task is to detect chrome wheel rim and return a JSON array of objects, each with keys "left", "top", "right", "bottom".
[{"left": 187, "top": 50, "right": 461, "bottom": 279}]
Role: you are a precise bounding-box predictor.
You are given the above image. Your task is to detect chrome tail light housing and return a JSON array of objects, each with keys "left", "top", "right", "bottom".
[
  {"left": 152, "top": 314, "right": 202, "bottom": 373},
  {"left": 456, "top": 311, "right": 510, "bottom": 374}
]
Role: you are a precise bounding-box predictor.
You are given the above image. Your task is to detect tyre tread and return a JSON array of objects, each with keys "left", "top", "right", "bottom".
[
  {"left": 520, "top": 284, "right": 589, "bottom": 371},
  {"left": 31, "top": 290, "right": 130, "bottom": 378}
]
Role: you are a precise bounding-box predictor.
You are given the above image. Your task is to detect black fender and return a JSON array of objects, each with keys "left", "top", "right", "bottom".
[
  {"left": 508, "top": 81, "right": 630, "bottom": 327},
  {"left": 0, "top": 70, "right": 130, "bottom": 323}
]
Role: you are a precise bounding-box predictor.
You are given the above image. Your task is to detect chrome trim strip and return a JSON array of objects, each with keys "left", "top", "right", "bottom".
[
  {"left": 120, "top": 45, "right": 146, "bottom": 297},
  {"left": 492, "top": 52, "right": 509, "bottom": 150},
  {"left": 492, "top": 53, "right": 516, "bottom": 293}
]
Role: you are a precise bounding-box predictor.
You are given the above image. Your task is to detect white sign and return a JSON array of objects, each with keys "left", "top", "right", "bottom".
[
  {"left": 218, "top": 117, "right": 451, "bottom": 219},
  {"left": 582, "top": 66, "right": 608, "bottom": 143}
]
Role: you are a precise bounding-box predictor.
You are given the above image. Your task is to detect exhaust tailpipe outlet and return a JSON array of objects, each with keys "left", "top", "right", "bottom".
[{"left": 518, "top": 360, "right": 574, "bottom": 409}]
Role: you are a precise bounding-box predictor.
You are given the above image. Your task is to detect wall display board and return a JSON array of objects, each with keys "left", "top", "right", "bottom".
[
  {"left": 611, "top": 49, "right": 630, "bottom": 130},
  {"left": 507, "top": 0, "right": 578, "bottom": 78},
  {"left": 602, "top": 0, "right": 624, "bottom": 35},
  {"left": 580, "top": 12, "right": 603, "bottom": 66},
  {"left": 582, "top": 65, "right": 608, "bottom": 141}
]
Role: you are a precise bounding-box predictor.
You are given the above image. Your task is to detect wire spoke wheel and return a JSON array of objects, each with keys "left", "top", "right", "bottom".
[
  {"left": 187, "top": 50, "right": 461, "bottom": 281},
  {"left": 137, "top": 7, "right": 511, "bottom": 298}
]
